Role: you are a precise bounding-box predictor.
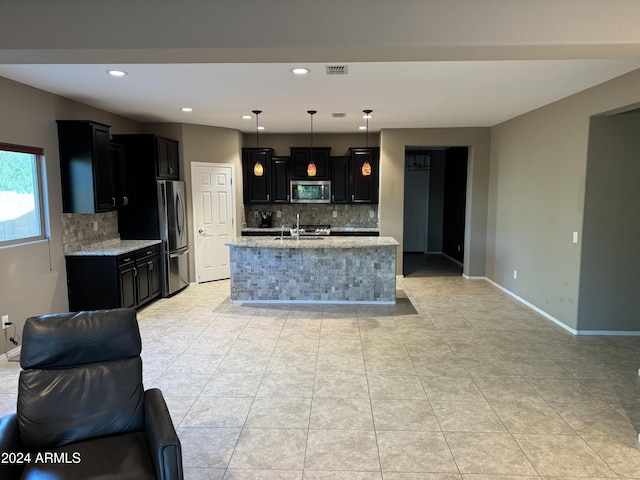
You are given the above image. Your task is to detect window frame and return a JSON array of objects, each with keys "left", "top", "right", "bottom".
[{"left": 0, "top": 142, "right": 48, "bottom": 248}]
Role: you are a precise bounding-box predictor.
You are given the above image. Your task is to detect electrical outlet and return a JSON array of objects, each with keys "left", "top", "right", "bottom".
[
  {"left": 332, "top": 211, "right": 337, "bottom": 218},
  {"left": 573, "top": 231, "right": 579, "bottom": 244},
  {"left": 2, "top": 315, "right": 9, "bottom": 329},
  {"left": 276, "top": 210, "right": 282, "bottom": 218},
  {"left": 93, "top": 220, "right": 98, "bottom": 231},
  {"left": 513, "top": 270, "right": 518, "bottom": 280},
  {"left": 369, "top": 210, "right": 375, "bottom": 218}
]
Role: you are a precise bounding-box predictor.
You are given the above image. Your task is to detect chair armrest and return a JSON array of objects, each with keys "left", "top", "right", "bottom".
[
  {"left": 0, "top": 414, "right": 25, "bottom": 479},
  {"left": 144, "top": 388, "right": 183, "bottom": 480}
]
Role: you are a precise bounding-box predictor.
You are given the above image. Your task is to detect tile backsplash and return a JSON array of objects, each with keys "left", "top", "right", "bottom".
[
  {"left": 61, "top": 212, "right": 119, "bottom": 253},
  {"left": 244, "top": 204, "right": 378, "bottom": 229}
]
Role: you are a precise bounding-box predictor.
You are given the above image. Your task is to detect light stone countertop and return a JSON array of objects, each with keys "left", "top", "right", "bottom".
[
  {"left": 227, "top": 236, "right": 399, "bottom": 249},
  {"left": 65, "top": 239, "right": 162, "bottom": 256}
]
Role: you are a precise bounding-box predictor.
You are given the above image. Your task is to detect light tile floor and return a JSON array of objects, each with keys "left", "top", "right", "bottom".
[{"left": 2, "top": 274, "right": 640, "bottom": 479}]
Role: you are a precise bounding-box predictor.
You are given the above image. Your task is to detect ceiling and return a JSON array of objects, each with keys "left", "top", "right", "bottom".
[
  {"left": 1, "top": 60, "right": 639, "bottom": 134},
  {"left": 2, "top": 1, "right": 640, "bottom": 134}
]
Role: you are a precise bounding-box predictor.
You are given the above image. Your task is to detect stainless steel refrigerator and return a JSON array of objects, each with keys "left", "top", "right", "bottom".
[{"left": 158, "top": 180, "right": 189, "bottom": 296}]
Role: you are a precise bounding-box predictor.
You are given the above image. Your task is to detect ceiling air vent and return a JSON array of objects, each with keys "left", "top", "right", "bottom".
[
  {"left": 332, "top": 113, "right": 347, "bottom": 118},
  {"left": 326, "top": 65, "right": 349, "bottom": 76}
]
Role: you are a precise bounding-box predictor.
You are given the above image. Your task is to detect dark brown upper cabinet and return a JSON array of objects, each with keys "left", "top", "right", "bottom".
[
  {"left": 57, "top": 120, "right": 127, "bottom": 213},
  {"left": 331, "top": 156, "right": 350, "bottom": 204},
  {"left": 349, "top": 147, "right": 379, "bottom": 204},
  {"left": 271, "top": 156, "right": 290, "bottom": 203},
  {"left": 242, "top": 148, "right": 274, "bottom": 204},
  {"left": 111, "top": 134, "right": 180, "bottom": 181},
  {"left": 290, "top": 147, "right": 331, "bottom": 180}
]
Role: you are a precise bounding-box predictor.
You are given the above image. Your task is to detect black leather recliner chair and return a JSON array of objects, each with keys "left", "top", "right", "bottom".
[{"left": 0, "top": 308, "right": 183, "bottom": 479}]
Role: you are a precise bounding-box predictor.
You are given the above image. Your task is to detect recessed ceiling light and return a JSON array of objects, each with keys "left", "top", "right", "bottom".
[
  {"left": 107, "top": 69, "right": 127, "bottom": 77},
  {"left": 291, "top": 67, "right": 310, "bottom": 75},
  {"left": 242, "top": 115, "right": 253, "bottom": 119},
  {"left": 180, "top": 107, "right": 193, "bottom": 112},
  {"left": 358, "top": 126, "right": 367, "bottom": 130},
  {"left": 257, "top": 126, "right": 265, "bottom": 130}
]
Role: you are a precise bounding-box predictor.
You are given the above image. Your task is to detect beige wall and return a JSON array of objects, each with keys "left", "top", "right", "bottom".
[
  {"left": 0, "top": 76, "right": 140, "bottom": 356},
  {"left": 488, "top": 68, "right": 640, "bottom": 331},
  {"left": 578, "top": 110, "right": 640, "bottom": 331},
  {"left": 181, "top": 124, "right": 243, "bottom": 282},
  {"left": 379, "top": 128, "right": 492, "bottom": 277}
]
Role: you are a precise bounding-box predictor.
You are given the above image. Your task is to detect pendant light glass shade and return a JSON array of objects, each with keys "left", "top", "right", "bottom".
[
  {"left": 253, "top": 161, "right": 264, "bottom": 176},
  {"left": 307, "top": 161, "right": 317, "bottom": 177},
  {"left": 307, "top": 110, "right": 317, "bottom": 177}
]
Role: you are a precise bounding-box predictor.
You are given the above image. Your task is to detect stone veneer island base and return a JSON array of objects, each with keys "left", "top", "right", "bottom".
[{"left": 226, "top": 236, "right": 399, "bottom": 304}]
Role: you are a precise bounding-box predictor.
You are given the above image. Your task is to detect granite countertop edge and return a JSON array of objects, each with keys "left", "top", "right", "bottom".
[
  {"left": 227, "top": 236, "right": 399, "bottom": 249},
  {"left": 65, "top": 239, "right": 162, "bottom": 256}
]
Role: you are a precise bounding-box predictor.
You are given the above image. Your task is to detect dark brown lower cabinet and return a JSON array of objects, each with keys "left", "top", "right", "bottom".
[{"left": 66, "top": 244, "right": 161, "bottom": 311}]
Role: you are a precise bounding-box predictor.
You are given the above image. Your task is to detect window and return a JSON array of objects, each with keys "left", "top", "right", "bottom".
[{"left": 0, "top": 143, "right": 47, "bottom": 247}]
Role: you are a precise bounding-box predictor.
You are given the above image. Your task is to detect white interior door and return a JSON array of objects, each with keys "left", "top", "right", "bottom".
[{"left": 191, "top": 162, "right": 235, "bottom": 282}]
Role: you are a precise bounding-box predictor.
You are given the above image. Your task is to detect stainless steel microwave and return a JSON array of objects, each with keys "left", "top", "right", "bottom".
[{"left": 290, "top": 180, "right": 331, "bottom": 203}]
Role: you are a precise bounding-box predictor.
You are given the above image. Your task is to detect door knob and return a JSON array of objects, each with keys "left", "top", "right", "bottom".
[{"left": 198, "top": 228, "right": 206, "bottom": 234}]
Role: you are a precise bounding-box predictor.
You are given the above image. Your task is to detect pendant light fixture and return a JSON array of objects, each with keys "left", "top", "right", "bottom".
[
  {"left": 362, "top": 109, "right": 373, "bottom": 176},
  {"left": 307, "top": 110, "right": 317, "bottom": 177},
  {"left": 252, "top": 110, "right": 264, "bottom": 176}
]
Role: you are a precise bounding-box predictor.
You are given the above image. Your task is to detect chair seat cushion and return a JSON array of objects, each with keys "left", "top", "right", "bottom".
[{"left": 20, "top": 431, "right": 156, "bottom": 480}]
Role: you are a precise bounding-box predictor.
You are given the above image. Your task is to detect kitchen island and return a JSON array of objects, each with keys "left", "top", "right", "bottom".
[{"left": 226, "top": 236, "right": 399, "bottom": 304}]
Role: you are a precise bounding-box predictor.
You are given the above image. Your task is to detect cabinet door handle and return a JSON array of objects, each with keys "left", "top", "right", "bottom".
[
  {"left": 111, "top": 197, "right": 116, "bottom": 207},
  {"left": 287, "top": 194, "right": 289, "bottom": 201},
  {"left": 123, "top": 196, "right": 129, "bottom": 206},
  {"left": 267, "top": 194, "right": 270, "bottom": 202},
  {"left": 169, "top": 167, "right": 174, "bottom": 174},
  {"left": 332, "top": 194, "right": 335, "bottom": 201},
  {"left": 148, "top": 261, "right": 153, "bottom": 270},
  {"left": 351, "top": 194, "right": 355, "bottom": 201},
  {"left": 133, "top": 267, "right": 137, "bottom": 277}
]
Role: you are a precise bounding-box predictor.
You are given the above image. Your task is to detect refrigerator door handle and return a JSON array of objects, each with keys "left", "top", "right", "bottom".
[
  {"left": 169, "top": 249, "right": 188, "bottom": 259},
  {"left": 175, "top": 186, "right": 186, "bottom": 243},
  {"left": 175, "top": 184, "right": 186, "bottom": 245}
]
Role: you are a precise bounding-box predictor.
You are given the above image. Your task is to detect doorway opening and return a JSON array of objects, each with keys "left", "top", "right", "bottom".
[{"left": 402, "top": 146, "right": 468, "bottom": 277}]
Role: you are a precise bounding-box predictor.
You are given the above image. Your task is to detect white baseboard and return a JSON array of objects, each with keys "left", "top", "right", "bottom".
[
  {"left": 462, "top": 273, "right": 486, "bottom": 280},
  {"left": 484, "top": 277, "right": 640, "bottom": 336},
  {"left": 484, "top": 277, "right": 579, "bottom": 335},
  {"left": 1, "top": 345, "right": 21, "bottom": 362},
  {"left": 442, "top": 252, "right": 463, "bottom": 267}
]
